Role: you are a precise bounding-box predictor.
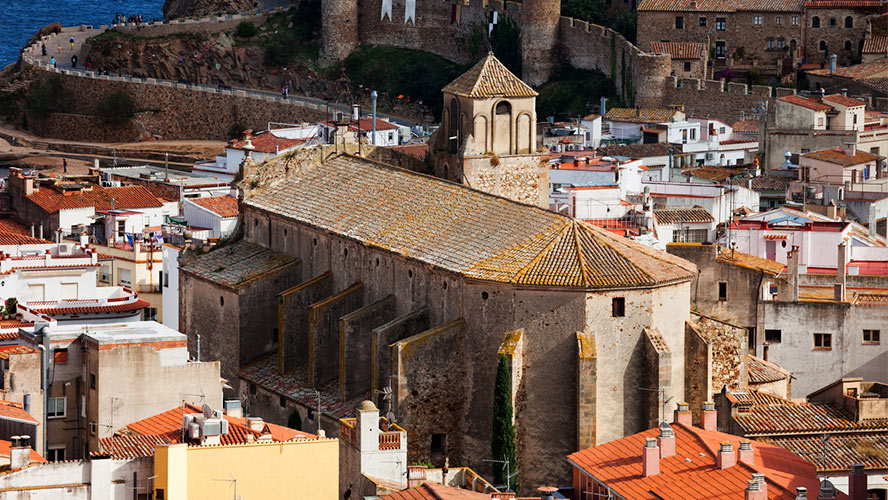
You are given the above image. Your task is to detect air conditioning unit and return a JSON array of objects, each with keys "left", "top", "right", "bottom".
[
  {"left": 188, "top": 422, "right": 200, "bottom": 439},
  {"left": 566, "top": 144, "right": 575, "bottom": 151},
  {"left": 57, "top": 244, "right": 72, "bottom": 255},
  {"left": 706, "top": 153, "right": 714, "bottom": 160}
]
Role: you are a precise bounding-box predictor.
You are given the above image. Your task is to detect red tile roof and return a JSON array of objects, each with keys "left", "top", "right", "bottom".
[
  {"left": 0, "top": 401, "right": 38, "bottom": 425},
  {"left": 0, "top": 219, "right": 35, "bottom": 238},
  {"left": 567, "top": 423, "right": 842, "bottom": 500},
  {"left": 0, "top": 440, "right": 45, "bottom": 464},
  {"left": 26, "top": 185, "right": 163, "bottom": 213},
  {"left": 229, "top": 131, "right": 307, "bottom": 154},
  {"left": 98, "top": 404, "right": 313, "bottom": 459},
  {"left": 653, "top": 208, "right": 715, "bottom": 225},
  {"left": 28, "top": 299, "right": 150, "bottom": 316},
  {"left": 638, "top": 0, "right": 805, "bottom": 12},
  {"left": 0, "top": 345, "right": 38, "bottom": 360},
  {"left": 649, "top": 42, "right": 706, "bottom": 59},
  {"left": 378, "top": 482, "right": 489, "bottom": 500},
  {"left": 190, "top": 196, "right": 238, "bottom": 218},
  {"left": 777, "top": 95, "right": 834, "bottom": 112},
  {"left": 805, "top": 0, "right": 881, "bottom": 6},
  {"left": 0, "top": 231, "right": 50, "bottom": 245},
  {"left": 808, "top": 58, "right": 888, "bottom": 78},
  {"left": 863, "top": 35, "right": 888, "bottom": 54},
  {"left": 732, "top": 120, "right": 760, "bottom": 133},
  {"left": 746, "top": 356, "right": 789, "bottom": 384},
  {"left": 390, "top": 144, "right": 430, "bottom": 160},
  {"left": 763, "top": 434, "right": 888, "bottom": 472},
  {"left": 822, "top": 94, "right": 867, "bottom": 108},
  {"left": 802, "top": 147, "right": 880, "bottom": 166}
]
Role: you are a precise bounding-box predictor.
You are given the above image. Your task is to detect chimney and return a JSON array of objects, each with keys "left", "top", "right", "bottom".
[
  {"left": 818, "top": 480, "right": 837, "bottom": 500},
  {"left": 24, "top": 178, "right": 34, "bottom": 196},
  {"left": 835, "top": 243, "right": 847, "bottom": 302},
  {"left": 9, "top": 435, "right": 30, "bottom": 470},
  {"left": 788, "top": 245, "right": 800, "bottom": 302},
  {"left": 752, "top": 473, "right": 767, "bottom": 497},
  {"left": 745, "top": 478, "right": 767, "bottom": 500},
  {"left": 490, "top": 494, "right": 516, "bottom": 500},
  {"left": 38, "top": 224, "right": 43, "bottom": 241},
  {"left": 538, "top": 487, "right": 558, "bottom": 500},
  {"left": 717, "top": 442, "right": 737, "bottom": 469},
  {"left": 844, "top": 142, "right": 857, "bottom": 157},
  {"left": 673, "top": 402, "right": 692, "bottom": 426},
  {"left": 407, "top": 465, "right": 427, "bottom": 488},
  {"left": 701, "top": 401, "right": 717, "bottom": 431},
  {"left": 797, "top": 487, "right": 808, "bottom": 499},
  {"left": 352, "top": 104, "right": 360, "bottom": 121},
  {"left": 739, "top": 440, "right": 754, "bottom": 466},
  {"left": 657, "top": 422, "right": 676, "bottom": 458},
  {"left": 848, "top": 464, "right": 867, "bottom": 500},
  {"left": 829, "top": 54, "right": 838, "bottom": 74},
  {"left": 643, "top": 437, "right": 660, "bottom": 477},
  {"left": 246, "top": 416, "right": 264, "bottom": 432}
]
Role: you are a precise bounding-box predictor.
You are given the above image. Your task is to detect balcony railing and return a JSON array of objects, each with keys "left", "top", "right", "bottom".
[
  {"left": 138, "top": 284, "right": 161, "bottom": 294},
  {"left": 378, "top": 431, "right": 401, "bottom": 451}
]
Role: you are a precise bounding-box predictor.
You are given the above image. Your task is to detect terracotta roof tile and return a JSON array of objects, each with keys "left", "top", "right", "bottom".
[
  {"left": 747, "top": 355, "right": 789, "bottom": 384},
  {"left": 802, "top": 147, "right": 880, "bottom": 166},
  {"left": 245, "top": 155, "right": 696, "bottom": 290},
  {"left": 379, "top": 482, "right": 489, "bottom": 500},
  {"left": 732, "top": 120, "right": 760, "bottom": 133},
  {"left": 567, "top": 423, "right": 835, "bottom": 500},
  {"left": 229, "top": 132, "right": 306, "bottom": 153},
  {"left": 750, "top": 174, "right": 795, "bottom": 191},
  {"left": 777, "top": 95, "right": 835, "bottom": 112},
  {"left": 605, "top": 107, "right": 681, "bottom": 123},
  {"left": 26, "top": 185, "right": 163, "bottom": 213},
  {"left": 598, "top": 142, "right": 682, "bottom": 158},
  {"left": 808, "top": 58, "right": 888, "bottom": 78},
  {"left": 863, "top": 35, "right": 888, "bottom": 54},
  {"left": 442, "top": 53, "right": 538, "bottom": 98},
  {"left": 716, "top": 246, "right": 785, "bottom": 275},
  {"left": 390, "top": 144, "right": 430, "bottom": 160},
  {"left": 653, "top": 208, "right": 715, "bottom": 225},
  {"left": 0, "top": 440, "right": 45, "bottom": 463},
  {"left": 98, "top": 404, "right": 312, "bottom": 459},
  {"left": 731, "top": 390, "right": 888, "bottom": 436},
  {"left": 0, "top": 232, "right": 49, "bottom": 245},
  {"left": 189, "top": 196, "right": 239, "bottom": 218},
  {"left": 639, "top": 0, "right": 804, "bottom": 12},
  {"left": 0, "top": 400, "right": 38, "bottom": 424},
  {"left": 821, "top": 94, "right": 867, "bottom": 108},
  {"left": 180, "top": 240, "right": 298, "bottom": 290},
  {"left": 0, "top": 345, "right": 38, "bottom": 360},
  {"left": 28, "top": 298, "right": 150, "bottom": 316},
  {"left": 805, "top": 0, "right": 881, "bottom": 6},
  {"left": 762, "top": 434, "right": 888, "bottom": 472},
  {"left": 650, "top": 41, "right": 706, "bottom": 59}
]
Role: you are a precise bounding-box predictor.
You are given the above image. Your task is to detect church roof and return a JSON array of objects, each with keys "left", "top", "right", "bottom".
[
  {"left": 442, "top": 53, "right": 538, "bottom": 99},
  {"left": 244, "top": 155, "right": 695, "bottom": 290}
]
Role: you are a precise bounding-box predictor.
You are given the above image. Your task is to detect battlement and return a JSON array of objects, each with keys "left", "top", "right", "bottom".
[{"left": 671, "top": 77, "right": 796, "bottom": 99}]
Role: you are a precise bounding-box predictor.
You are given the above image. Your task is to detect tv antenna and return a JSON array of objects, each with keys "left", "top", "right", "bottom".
[
  {"left": 638, "top": 387, "right": 672, "bottom": 424},
  {"left": 483, "top": 456, "right": 519, "bottom": 492},
  {"left": 376, "top": 382, "right": 396, "bottom": 423}
]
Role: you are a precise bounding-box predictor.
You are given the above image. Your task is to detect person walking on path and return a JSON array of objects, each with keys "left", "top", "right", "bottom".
[
  {"left": 57, "top": 44, "right": 61, "bottom": 54},
  {"left": 62, "top": 159, "right": 68, "bottom": 173},
  {"left": 41, "top": 43, "right": 47, "bottom": 57},
  {"left": 71, "top": 54, "right": 78, "bottom": 68},
  {"left": 69, "top": 36, "right": 75, "bottom": 51},
  {"left": 49, "top": 56, "right": 56, "bottom": 67}
]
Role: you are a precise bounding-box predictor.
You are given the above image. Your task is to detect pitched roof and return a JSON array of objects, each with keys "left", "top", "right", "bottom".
[
  {"left": 0, "top": 401, "right": 38, "bottom": 425},
  {"left": 567, "top": 423, "right": 834, "bottom": 500},
  {"left": 762, "top": 434, "right": 888, "bottom": 472},
  {"left": 442, "top": 53, "right": 537, "bottom": 98},
  {"left": 244, "top": 155, "right": 696, "bottom": 290},
  {"left": 802, "top": 147, "right": 880, "bottom": 166},
  {"left": 605, "top": 107, "right": 680, "bottom": 123},
  {"left": 863, "top": 35, "right": 888, "bottom": 54},
  {"left": 805, "top": 0, "right": 882, "bottom": 6},
  {"left": 729, "top": 390, "right": 888, "bottom": 436},
  {"left": 732, "top": 120, "right": 760, "bottom": 133},
  {"left": 654, "top": 208, "right": 715, "bottom": 225},
  {"left": 777, "top": 95, "right": 834, "bottom": 112},
  {"left": 746, "top": 355, "right": 790, "bottom": 384},
  {"left": 716, "top": 246, "right": 786, "bottom": 276},
  {"left": 0, "top": 231, "right": 48, "bottom": 245},
  {"left": 750, "top": 174, "right": 795, "bottom": 191},
  {"left": 180, "top": 240, "right": 298, "bottom": 290},
  {"left": 807, "top": 58, "right": 888, "bottom": 78},
  {"left": 638, "top": 0, "right": 805, "bottom": 12},
  {"left": 27, "top": 298, "right": 150, "bottom": 316},
  {"left": 378, "top": 482, "right": 489, "bottom": 500},
  {"left": 98, "top": 404, "right": 313, "bottom": 459},
  {"left": 229, "top": 131, "right": 306, "bottom": 153},
  {"left": 189, "top": 196, "right": 239, "bottom": 218},
  {"left": 0, "top": 440, "right": 45, "bottom": 464},
  {"left": 821, "top": 94, "right": 867, "bottom": 108},
  {"left": 0, "top": 345, "right": 39, "bottom": 360},
  {"left": 650, "top": 41, "right": 706, "bottom": 59},
  {"left": 25, "top": 185, "right": 163, "bottom": 213},
  {"left": 598, "top": 142, "right": 682, "bottom": 158}
]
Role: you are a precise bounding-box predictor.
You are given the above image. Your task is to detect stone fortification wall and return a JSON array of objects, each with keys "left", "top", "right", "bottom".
[
  {"left": 654, "top": 76, "right": 797, "bottom": 123},
  {"left": 111, "top": 11, "right": 273, "bottom": 37}
]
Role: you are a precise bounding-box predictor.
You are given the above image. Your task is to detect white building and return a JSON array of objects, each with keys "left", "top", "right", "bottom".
[
  {"left": 182, "top": 196, "right": 238, "bottom": 240},
  {"left": 653, "top": 208, "right": 717, "bottom": 245},
  {"left": 640, "top": 181, "right": 761, "bottom": 226},
  {"left": 319, "top": 118, "right": 403, "bottom": 147},
  {"left": 581, "top": 114, "right": 603, "bottom": 149},
  {"left": 194, "top": 126, "right": 318, "bottom": 176},
  {"left": 161, "top": 244, "right": 181, "bottom": 332}
]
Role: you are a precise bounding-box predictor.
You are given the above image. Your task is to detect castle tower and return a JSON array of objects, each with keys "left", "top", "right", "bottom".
[
  {"left": 521, "top": 0, "right": 561, "bottom": 86},
  {"left": 319, "top": 0, "right": 359, "bottom": 67},
  {"left": 432, "top": 53, "right": 549, "bottom": 208}
]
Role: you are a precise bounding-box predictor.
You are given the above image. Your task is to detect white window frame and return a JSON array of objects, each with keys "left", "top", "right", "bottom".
[
  {"left": 775, "top": 16, "right": 783, "bottom": 25},
  {"left": 47, "top": 445, "right": 65, "bottom": 461},
  {"left": 792, "top": 15, "right": 800, "bottom": 26},
  {"left": 753, "top": 15, "right": 763, "bottom": 25},
  {"left": 47, "top": 396, "right": 66, "bottom": 419}
]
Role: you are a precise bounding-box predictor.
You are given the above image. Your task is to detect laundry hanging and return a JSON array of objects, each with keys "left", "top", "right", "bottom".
[
  {"left": 405, "top": 0, "right": 416, "bottom": 23},
  {"left": 381, "top": 0, "right": 392, "bottom": 21}
]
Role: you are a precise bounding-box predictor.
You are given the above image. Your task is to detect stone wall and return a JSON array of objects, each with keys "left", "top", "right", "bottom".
[
  {"left": 653, "top": 77, "right": 785, "bottom": 124},
  {"left": 111, "top": 12, "right": 271, "bottom": 38},
  {"left": 804, "top": 8, "right": 878, "bottom": 65},
  {"left": 340, "top": 295, "right": 396, "bottom": 400}
]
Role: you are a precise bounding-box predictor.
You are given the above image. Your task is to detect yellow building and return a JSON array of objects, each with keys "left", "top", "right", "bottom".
[{"left": 154, "top": 437, "right": 339, "bottom": 500}]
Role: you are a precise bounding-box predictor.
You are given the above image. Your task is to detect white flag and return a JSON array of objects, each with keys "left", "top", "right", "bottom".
[
  {"left": 381, "top": 0, "right": 392, "bottom": 21},
  {"left": 405, "top": 0, "right": 416, "bottom": 24}
]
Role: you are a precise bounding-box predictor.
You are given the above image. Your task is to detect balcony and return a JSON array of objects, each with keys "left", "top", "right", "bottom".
[
  {"left": 138, "top": 284, "right": 162, "bottom": 294},
  {"left": 379, "top": 431, "right": 401, "bottom": 450}
]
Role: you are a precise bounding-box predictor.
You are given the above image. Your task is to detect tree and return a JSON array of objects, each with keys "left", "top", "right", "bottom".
[
  {"left": 94, "top": 91, "right": 136, "bottom": 124},
  {"left": 491, "top": 355, "right": 518, "bottom": 493}
]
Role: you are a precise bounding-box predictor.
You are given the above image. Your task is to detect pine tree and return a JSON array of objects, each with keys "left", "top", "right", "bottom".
[{"left": 491, "top": 355, "right": 519, "bottom": 493}]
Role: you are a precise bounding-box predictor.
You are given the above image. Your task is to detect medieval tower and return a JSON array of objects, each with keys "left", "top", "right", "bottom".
[
  {"left": 431, "top": 53, "right": 549, "bottom": 208},
  {"left": 520, "top": 0, "right": 561, "bottom": 86},
  {"left": 319, "top": 0, "right": 359, "bottom": 66}
]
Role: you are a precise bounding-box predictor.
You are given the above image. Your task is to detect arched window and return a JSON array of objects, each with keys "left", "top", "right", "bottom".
[
  {"left": 845, "top": 40, "right": 852, "bottom": 51},
  {"left": 845, "top": 16, "right": 853, "bottom": 28},
  {"left": 495, "top": 101, "right": 512, "bottom": 115},
  {"left": 812, "top": 16, "right": 820, "bottom": 28},
  {"left": 820, "top": 40, "right": 828, "bottom": 51}
]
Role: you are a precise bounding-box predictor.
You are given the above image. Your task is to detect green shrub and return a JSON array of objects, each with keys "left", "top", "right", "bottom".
[
  {"left": 26, "top": 75, "right": 68, "bottom": 118},
  {"left": 236, "top": 21, "right": 259, "bottom": 38},
  {"left": 536, "top": 65, "right": 619, "bottom": 118},
  {"left": 94, "top": 91, "right": 137, "bottom": 124}
]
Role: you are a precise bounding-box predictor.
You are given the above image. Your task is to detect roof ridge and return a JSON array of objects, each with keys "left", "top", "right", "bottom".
[
  {"left": 579, "top": 222, "right": 657, "bottom": 283},
  {"left": 571, "top": 222, "right": 594, "bottom": 287},
  {"left": 510, "top": 220, "right": 576, "bottom": 284}
]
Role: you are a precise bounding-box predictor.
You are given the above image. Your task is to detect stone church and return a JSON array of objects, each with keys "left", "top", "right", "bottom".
[{"left": 179, "top": 60, "right": 704, "bottom": 488}]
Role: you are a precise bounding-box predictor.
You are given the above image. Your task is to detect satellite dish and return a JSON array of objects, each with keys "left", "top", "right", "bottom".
[{"left": 202, "top": 404, "right": 214, "bottom": 418}]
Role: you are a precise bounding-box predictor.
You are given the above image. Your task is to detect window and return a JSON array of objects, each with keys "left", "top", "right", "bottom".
[
  {"left": 675, "top": 16, "right": 684, "bottom": 29},
  {"left": 777, "top": 39, "right": 785, "bottom": 49},
  {"left": 431, "top": 433, "right": 446, "bottom": 456},
  {"left": 767, "top": 39, "right": 775, "bottom": 49},
  {"left": 53, "top": 348, "right": 68, "bottom": 364},
  {"left": 690, "top": 128, "right": 696, "bottom": 140},
  {"left": 699, "top": 16, "right": 707, "bottom": 26},
  {"left": 863, "top": 329, "right": 880, "bottom": 344},
  {"left": 90, "top": 373, "right": 96, "bottom": 390},
  {"left": 775, "top": 15, "right": 783, "bottom": 25},
  {"left": 812, "top": 16, "right": 821, "bottom": 28},
  {"left": 250, "top": 383, "right": 257, "bottom": 395},
  {"left": 792, "top": 15, "right": 799, "bottom": 25},
  {"left": 716, "top": 17, "right": 726, "bottom": 30},
  {"left": 47, "top": 397, "right": 66, "bottom": 418},
  {"left": 118, "top": 268, "right": 131, "bottom": 287},
  {"left": 845, "top": 16, "right": 853, "bottom": 28},
  {"left": 495, "top": 101, "right": 511, "bottom": 115},
  {"left": 814, "top": 332, "right": 832, "bottom": 350},
  {"left": 718, "top": 282, "right": 727, "bottom": 301},
  {"left": 612, "top": 297, "right": 626, "bottom": 317},
  {"left": 753, "top": 15, "right": 763, "bottom": 25},
  {"left": 829, "top": 17, "right": 836, "bottom": 26},
  {"left": 117, "top": 220, "right": 126, "bottom": 238},
  {"left": 61, "top": 282, "right": 78, "bottom": 300},
  {"left": 100, "top": 266, "right": 110, "bottom": 283},
  {"left": 765, "top": 329, "right": 782, "bottom": 344},
  {"left": 46, "top": 446, "right": 65, "bottom": 462},
  {"left": 819, "top": 40, "right": 828, "bottom": 51},
  {"left": 719, "top": 127, "right": 726, "bottom": 134},
  {"left": 220, "top": 296, "right": 224, "bottom": 306},
  {"left": 672, "top": 229, "right": 709, "bottom": 242},
  {"left": 155, "top": 489, "right": 165, "bottom": 500},
  {"left": 715, "top": 41, "right": 726, "bottom": 58},
  {"left": 684, "top": 61, "right": 692, "bottom": 72},
  {"left": 845, "top": 40, "right": 852, "bottom": 51},
  {"left": 143, "top": 308, "right": 158, "bottom": 322},
  {"left": 280, "top": 395, "right": 287, "bottom": 408}
]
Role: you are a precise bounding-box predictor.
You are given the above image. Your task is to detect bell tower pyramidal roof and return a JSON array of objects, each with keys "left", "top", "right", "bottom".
[{"left": 442, "top": 52, "right": 538, "bottom": 99}]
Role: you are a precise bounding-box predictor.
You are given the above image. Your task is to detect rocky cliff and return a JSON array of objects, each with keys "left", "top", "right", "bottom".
[{"left": 163, "top": 0, "right": 258, "bottom": 20}]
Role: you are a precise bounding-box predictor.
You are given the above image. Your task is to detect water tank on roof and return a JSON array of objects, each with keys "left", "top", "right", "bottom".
[{"left": 200, "top": 419, "right": 223, "bottom": 436}]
